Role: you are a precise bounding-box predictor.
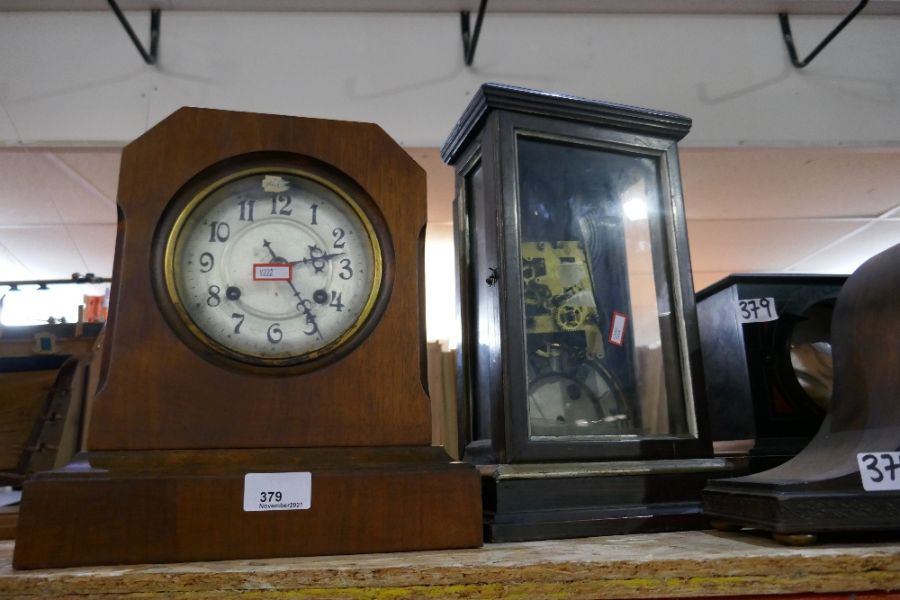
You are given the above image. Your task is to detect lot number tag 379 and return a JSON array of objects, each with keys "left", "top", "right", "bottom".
[{"left": 243, "top": 472, "right": 312, "bottom": 511}]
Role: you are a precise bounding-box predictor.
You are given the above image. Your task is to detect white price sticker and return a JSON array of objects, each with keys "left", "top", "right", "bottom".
[
  {"left": 857, "top": 452, "right": 900, "bottom": 491},
  {"left": 243, "top": 472, "right": 312, "bottom": 512},
  {"left": 737, "top": 297, "right": 779, "bottom": 323},
  {"left": 608, "top": 312, "right": 628, "bottom": 347}
]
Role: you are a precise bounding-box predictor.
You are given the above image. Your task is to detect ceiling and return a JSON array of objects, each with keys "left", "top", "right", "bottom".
[
  {"left": 1, "top": 0, "right": 899, "bottom": 13},
  {"left": 1, "top": 146, "right": 899, "bottom": 296}
]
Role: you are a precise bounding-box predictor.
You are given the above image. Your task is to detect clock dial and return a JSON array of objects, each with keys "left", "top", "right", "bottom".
[{"left": 163, "top": 168, "right": 382, "bottom": 366}]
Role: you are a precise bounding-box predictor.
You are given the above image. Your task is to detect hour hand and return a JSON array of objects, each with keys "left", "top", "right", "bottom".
[{"left": 261, "top": 239, "right": 287, "bottom": 263}]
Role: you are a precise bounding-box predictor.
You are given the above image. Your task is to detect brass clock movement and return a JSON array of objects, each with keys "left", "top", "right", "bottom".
[{"left": 14, "top": 108, "right": 481, "bottom": 569}]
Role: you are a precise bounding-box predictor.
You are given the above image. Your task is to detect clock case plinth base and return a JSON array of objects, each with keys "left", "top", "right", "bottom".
[
  {"left": 703, "top": 474, "right": 900, "bottom": 535},
  {"left": 13, "top": 447, "right": 482, "bottom": 569},
  {"left": 479, "top": 459, "right": 737, "bottom": 542},
  {"left": 703, "top": 476, "right": 900, "bottom": 538}
]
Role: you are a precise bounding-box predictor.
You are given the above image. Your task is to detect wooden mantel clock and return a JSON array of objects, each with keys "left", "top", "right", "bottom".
[{"left": 13, "top": 108, "right": 482, "bottom": 569}]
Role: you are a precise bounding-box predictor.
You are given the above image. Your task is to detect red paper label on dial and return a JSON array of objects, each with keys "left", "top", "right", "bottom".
[{"left": 253, "top": 263, "right": 292, "bottom": 281}]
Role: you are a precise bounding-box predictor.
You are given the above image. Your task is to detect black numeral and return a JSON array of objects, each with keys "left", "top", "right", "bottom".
[
  {"left": 199, "top": 252, "right": 214, "bottom": 273},
  {"left": 882, "top": 453, "right": 900, "bottom": 481},
  {"left": 339, "top": 258, "right": 353, "bottom": 280},
  {"left": 303, "top": 314, "right": 318, "bottom": 336},
  {"left": 270, "top": 194, "right": 292, "bottom": 216},
  {"left": 239, "top": 199, "right": 255, "bottom": 222},
  {"left": 739, "top": 298, "right": 775, "bottom": 320},
  {"left": 310, "top": 203, "right": 319, "bottom": 225},
  {"left": 862, "top": 453, "right": 883, "bottom": 482},
  {"left": 332, "top": 227, "right": 346, "bottom": 248},
  {"left": 207, "top": 285, "right": 221, "bottom": 307},
  {"left": 208, "top": 221, "right": 230, "bottom": 243},
  {"left": 329, "top": 291, "right": 344, "bottom": 312},
  {"left": 267, "top": 323, "right": 283, "bottom": 344},
  {"left": 231, "top": 313, "right": 245, "bottom": 334},
  {"left": 259, "top": 491, "right": 283, "bottom": 503}
]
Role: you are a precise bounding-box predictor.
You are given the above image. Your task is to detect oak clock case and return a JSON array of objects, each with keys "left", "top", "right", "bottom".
[
  {"left": 13, "top": 108, "right": 482, "bottom": 570},
  {"left": 441, "top": 84, "right": 734, "bottom": 543},
  {"left": 154, "top": 158, "right": 388, "bottom": 373}
]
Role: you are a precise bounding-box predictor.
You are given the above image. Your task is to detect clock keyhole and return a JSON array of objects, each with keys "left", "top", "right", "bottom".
[{"left": 485, "top": 267, "right": 499, "bottom": 287}]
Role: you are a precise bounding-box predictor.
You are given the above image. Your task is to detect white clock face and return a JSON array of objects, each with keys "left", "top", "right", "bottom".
[{"left": 165, "top": 169, "right": 382, "bottom": 365}]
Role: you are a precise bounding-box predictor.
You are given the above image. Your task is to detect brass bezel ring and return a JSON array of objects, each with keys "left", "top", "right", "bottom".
[{"left": 162, "top": 166, "right": 384, "bottom": 368}]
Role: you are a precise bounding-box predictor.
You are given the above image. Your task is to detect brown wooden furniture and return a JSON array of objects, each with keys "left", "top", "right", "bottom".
[
  {"left": 0, "top": 324, "right": 103, "bottom": 541},
  {"left": 13, "top": 108, "right": 481, "bottom": 569},
  {"left": 0, "top": 510, "right": 15, "bottom": 541},
  {"left": 0, "top": 324, "right": 103, "bottom": 481},
  {"left": 0, "top": 370, "right": 54, "bottom": 476},
  {"left": 426, "top": 340, "right": 460, "bottom": 459},
  {"left": 11, "top": 357, "right": 86, "bottom": 478}
]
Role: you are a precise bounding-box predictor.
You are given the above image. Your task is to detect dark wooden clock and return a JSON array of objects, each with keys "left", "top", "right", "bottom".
[
  {"left": 697, "top": 274, "right": 846, "bottom": 472},
  {"left": 13, "top": 108, "right": 482, "bottom": 569},
  {"left": 703, "top": 243, "right": 900, "bottom": 544},
  {"left": 442, "top": 84, "right": 734, "bottom": 542}
]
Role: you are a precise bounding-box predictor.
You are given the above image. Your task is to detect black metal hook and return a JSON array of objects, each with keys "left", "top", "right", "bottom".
[
  {"left": 778, "top": 0, "right": 868, "bottom": 69},
  {"left": 107, "top": 0, "right": 160, "bottom": 66},
  {"left": 460, "top": 0, "right": 488, "bottom": 67}
]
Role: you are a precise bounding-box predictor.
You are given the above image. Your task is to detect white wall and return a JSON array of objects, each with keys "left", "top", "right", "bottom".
[
  {"left": 1, "top": 11, "right": 899, "bottom": 147},
  {"left": 3, "top": 10, "right": 898, "bottom": 342}
]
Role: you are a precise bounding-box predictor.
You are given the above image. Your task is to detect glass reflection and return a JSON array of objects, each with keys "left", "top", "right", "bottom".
[
  {"left": 516, "top": 135, "right": 688, "bottom": 439},
  {"left": 789, "top": 300, "right": 835, "bottom": 411}
]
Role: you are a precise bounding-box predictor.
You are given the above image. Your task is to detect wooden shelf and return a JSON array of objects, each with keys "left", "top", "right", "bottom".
[{"left": 1, "top": 530, "right": 899, "bottom": 598}]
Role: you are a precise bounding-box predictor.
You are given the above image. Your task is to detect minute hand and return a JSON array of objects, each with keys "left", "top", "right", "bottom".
[
  {"left": 285, "top": 279, "right": 322, "bottom": 341},
  {"left": 261, "top": 239, "right": 322, "bottom": 340}
]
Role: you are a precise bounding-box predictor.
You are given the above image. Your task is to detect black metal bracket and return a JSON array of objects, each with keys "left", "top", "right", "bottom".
[
  {"left": 778, "top": 0, "right": 868, "bottom": 69},
  {"left": 460, "top": 0, "right": 488, "bottom": 67},
  {"left": 3, "top": 274, "right": 111, "bottom": 292},
  {"left": 107, "top": 0, "right": 160, "bottom": 65}
]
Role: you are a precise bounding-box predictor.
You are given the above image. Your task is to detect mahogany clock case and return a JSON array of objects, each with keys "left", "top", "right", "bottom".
[
  {"left": 696, "top": 274, "right": 847, "bottom": 472},
  {"left": 92, "top": 108, "right": 433, "bottom": 452},
  {"left": 13, "top": 108, "right": 482, "bottom": 569}
]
